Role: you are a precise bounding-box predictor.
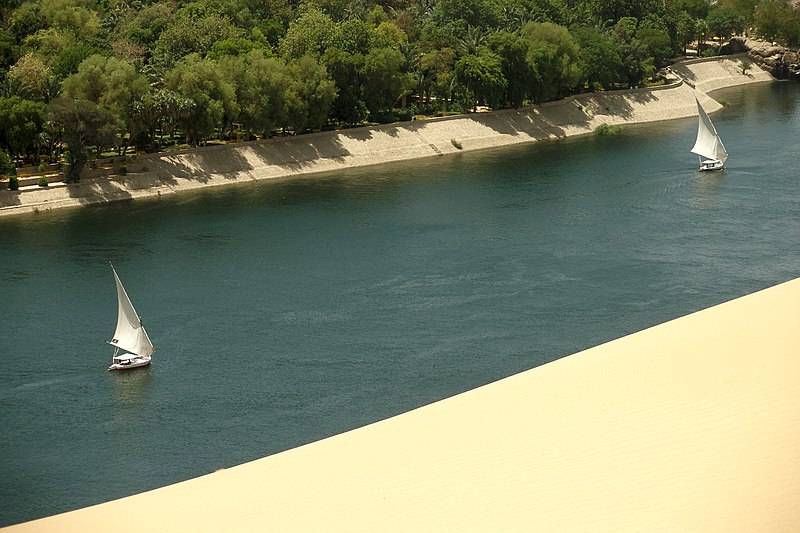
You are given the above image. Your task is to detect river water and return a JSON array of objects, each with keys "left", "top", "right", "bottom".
[{"left": 1, "top": 82, "right": 798, "bottom": 526}]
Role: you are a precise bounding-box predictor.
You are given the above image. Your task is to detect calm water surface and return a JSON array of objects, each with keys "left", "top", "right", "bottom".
[{"left": 1, "top": 82, "right": 799, "bottom": 526}]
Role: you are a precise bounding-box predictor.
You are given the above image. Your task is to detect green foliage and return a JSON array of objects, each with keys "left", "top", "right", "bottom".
[
  {"left": 283, "top": 55, "right": 336, "bottom": 132},
  {"left": 573, "top": 25, "right": 623, "bottom": 90},
  {"left": 486, "top": 30, "right": 536, "bottom": 107},
  {"left": 47, "top": 97, "right": 117, "bottom": 181},
  {"left": 362, "top": 47, "right": 412, "bottom": 119},
  {"left": 0, "top": 149, "right": 15, "bottom": 176},
  {"left": 166, "top": 54, "right": 237, "bottom": 145},
  {"left": 707, "top": 6, "right": 746, "bottom": 39},
  {"left": 754, "top": 0, "right": 800, "bottom": 46},
  {"left": 8, "top": 175, "right": 20, "bottom": 190},
  {"left": 451, "top": 138, "right": 462, "bottom": 149},
  {"left": 523, "top": 22, "right": 581, "bottom": 102},
  {"left": 594, "top": 123, "right": 621, "bottom": 135},
  {"left": 0, "top": 0, "right": 795, "bottom": 158},
  {"left": 62, "top": 55, "right": 150, "bottom": 152},
  {"left": 280, "top": 8, "right": 340, "bottom": 59},
  {"left": 454, "top": 48, "right": 507, "bottom": 110},
  {"left": 222, "top": 50, "right": 289, "bottom": 136},
  {"left": 0, "top": 96, "right": 48, "bottom": 160},
  {"left": 38, "top": 176, "right": 49, "bottom": 186}
]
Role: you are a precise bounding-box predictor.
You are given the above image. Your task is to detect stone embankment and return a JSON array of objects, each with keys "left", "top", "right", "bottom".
[{"left": 0, "top": 55, "right": 776, "bottom": 218}]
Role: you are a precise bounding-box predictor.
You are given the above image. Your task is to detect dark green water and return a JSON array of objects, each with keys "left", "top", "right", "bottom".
[{"left": 1, "top": 82, "right": 799, "bottom": 526}]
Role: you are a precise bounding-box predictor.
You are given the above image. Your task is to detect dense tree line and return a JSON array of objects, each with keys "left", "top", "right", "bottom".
[{"left": 0, "top": 0, "right": 797, "bottom": 181}]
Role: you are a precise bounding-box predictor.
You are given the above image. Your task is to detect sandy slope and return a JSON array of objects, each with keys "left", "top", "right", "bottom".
[{"left": 6, "top": 277, "right": 799, "bottom": 532}]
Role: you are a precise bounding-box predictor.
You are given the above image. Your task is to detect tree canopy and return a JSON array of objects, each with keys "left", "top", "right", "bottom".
[{"left": 0, "top": 0, "right": 795, "bottom": 174}]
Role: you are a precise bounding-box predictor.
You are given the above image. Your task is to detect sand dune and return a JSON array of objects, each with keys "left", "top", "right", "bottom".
[{"left": 7, "top": 277, "right": 799, "bottom": 532}]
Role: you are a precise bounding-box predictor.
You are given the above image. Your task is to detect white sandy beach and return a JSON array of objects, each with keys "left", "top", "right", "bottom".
[
  {"left": 0, "top": 55, "right": 773, "bottom": 217},
  {"left": 7, "top": 276, "right": 799, "bottom": 532}
]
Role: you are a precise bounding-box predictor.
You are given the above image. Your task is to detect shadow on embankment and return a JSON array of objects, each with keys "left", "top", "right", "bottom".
[
  {"left": 0, "top": 190, "right": 22, "bottom": 208},
  {"left": 49, "top": 86, "right": 660, "bottom": 200}
]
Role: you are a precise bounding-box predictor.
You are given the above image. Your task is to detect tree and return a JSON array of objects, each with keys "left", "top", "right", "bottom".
[
  {"left": 283, "top": 55, "right": 336, "bottom": 132},
  {"left": 719, "top": 0, "right": 759, "bottom": 28},
  {"left": 573, "top": 25, "right": 623, "bottom": 90},
  {"left": 635, "top": 26, "right": 672, "bottom": 69},
  {"left": 8, "top": 2, "right": 48, "bottom": 43},
  {"left": 166, "top": 54, "right": 238, "bottom": 145},
  {"left": 123, "top": 2, "right": 174, "bottom": 48},
  {"left": 47, "top": 97, "right": 117, "bottom": 181},
  {"left": 610, "top": 18, "right": 654, "bottom": 87},
  {"left": 707, "top": 6, "right": 745, "bottom": 39},
  {"left": 585, "top": 0, "right": 663, "bottom": 25},
  {"left": 154, "top": 12, "right": 242, "bottom": 62},
  {"left": 7, "top": 52, "right": 53, "bottom": 101},
  {"left": 0, "top": 148, "right": 15, "bottom": 176},
  {"left": 361, "top": 46, "right": 412, "bottom": 120},
  {"left": 454, "top": 47, "right": 507, "bottom": 111},
  {"left": 52, "top": 43, "right": 97, "bottom": 81},
  {"left": 222, "top": 50, "right": 290, "bottom": 137},
  {"left": 323, "top": 47, "right": 367, "bottom": 125},
  {"left": 0, "top": 96, "right": 47, "bottom": 163},
  {"left": 431, "top": 0, "right": 502, "bottom": 30},
  {"left": 522, "top": 22, "right": 580, "bottom": 103},
  {"left": 280, "top": 8, "right": 340, "bottom": 59},
  {"left": 0, "top": 29, "right": 19, "bottom": 72},
  {"left": 487, "top": 30, "right": 537, "bottom": 107},
  {"left": 753, "top": 0, "right": 800, "bottom": 45},
  {"left": 61, "top": 55, "right": 150, "bottom": 153},
  {"left": 674, "top": 10, "right": 697, "bottom": 54},
  {"left": 131, "top": 88, "right": 193, "bottom": 151},
  {"left": 411, "top": 46, "right": 457, "bottom": 113}
]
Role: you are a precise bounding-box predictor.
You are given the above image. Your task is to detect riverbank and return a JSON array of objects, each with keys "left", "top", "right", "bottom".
[
  {"left": 0, "top": 55, "right": 774, "bottom": 218},
  {"left": 7, "top": 276, "right": 799, "bottom": 531}
]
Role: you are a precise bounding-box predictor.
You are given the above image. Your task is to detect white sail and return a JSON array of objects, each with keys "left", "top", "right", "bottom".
[
  {"left": 690, "top": 99, "right": 728, "bottom": 163},
  {"left": 108, "top": 263, "right": 155, "bottom": 357}
]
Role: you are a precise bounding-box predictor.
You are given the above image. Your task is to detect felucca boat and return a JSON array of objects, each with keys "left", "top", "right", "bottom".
[
  {"left": 107, "top": 262, "right": 155, "bottom": 371},
  {"left": 691, "top": 98, "right": 728, "bottom": 171}
]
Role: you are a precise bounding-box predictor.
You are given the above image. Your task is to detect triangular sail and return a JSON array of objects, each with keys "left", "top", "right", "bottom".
[
  {"left": 108, "top": 263, "right": 155, "bottom": 357},
  {"left": 690, "top": 99, "right": 728, "bottom": 163}
]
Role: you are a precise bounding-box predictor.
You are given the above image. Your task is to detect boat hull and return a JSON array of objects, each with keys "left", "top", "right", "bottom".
[
  {"left": 108, "top": 355, "right": 152, "bottom": 371},
  {"left": 699, "top": 159, "right": 724, "bottom": 171}
]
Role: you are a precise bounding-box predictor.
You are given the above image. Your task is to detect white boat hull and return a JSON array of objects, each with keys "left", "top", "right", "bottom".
[
  {"left": 108, "top": 355, "right": 152, "bottom": 371},
  {"left": 699, "top": 159, "right": 724, "bottom": 171}
]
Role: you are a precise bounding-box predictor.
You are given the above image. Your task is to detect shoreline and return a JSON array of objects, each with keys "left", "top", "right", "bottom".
[{"left": 0, "top": 55, "right": 775, "bottom": 218}]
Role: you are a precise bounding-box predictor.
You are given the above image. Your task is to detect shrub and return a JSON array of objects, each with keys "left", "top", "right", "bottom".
[
  {"left": 594, "top": 123, "right": 621, "bottom": 136},
  {"left": 451, "top": 139, "right": 463, "bottom": 150},
  {"left": 38, "top": 164, "right": 46, "bottom": 173},
  {"left": 0, "top": 149, "right": 15, "bottom": 176},
  {"left": 117, "top": 166, "right": 127, "bottom": 175},
  {"left": 393, "top": 108, "right": 414, "bottom": 122},
  {"left": 9, "top": 176, "right": 19, "bottom": 190},
  {"left": 38, "top": 177, "right": 49, "bottom": 187}
]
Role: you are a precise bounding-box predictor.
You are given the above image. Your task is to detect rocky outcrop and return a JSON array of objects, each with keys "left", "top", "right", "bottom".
[{"left": 725, "top": 37, "right": 800, "bottom": 80}]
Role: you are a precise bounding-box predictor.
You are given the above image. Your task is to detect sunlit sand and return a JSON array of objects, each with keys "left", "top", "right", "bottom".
[{"left": 7, "top": 277, "right": 799, "bottom": 531}]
